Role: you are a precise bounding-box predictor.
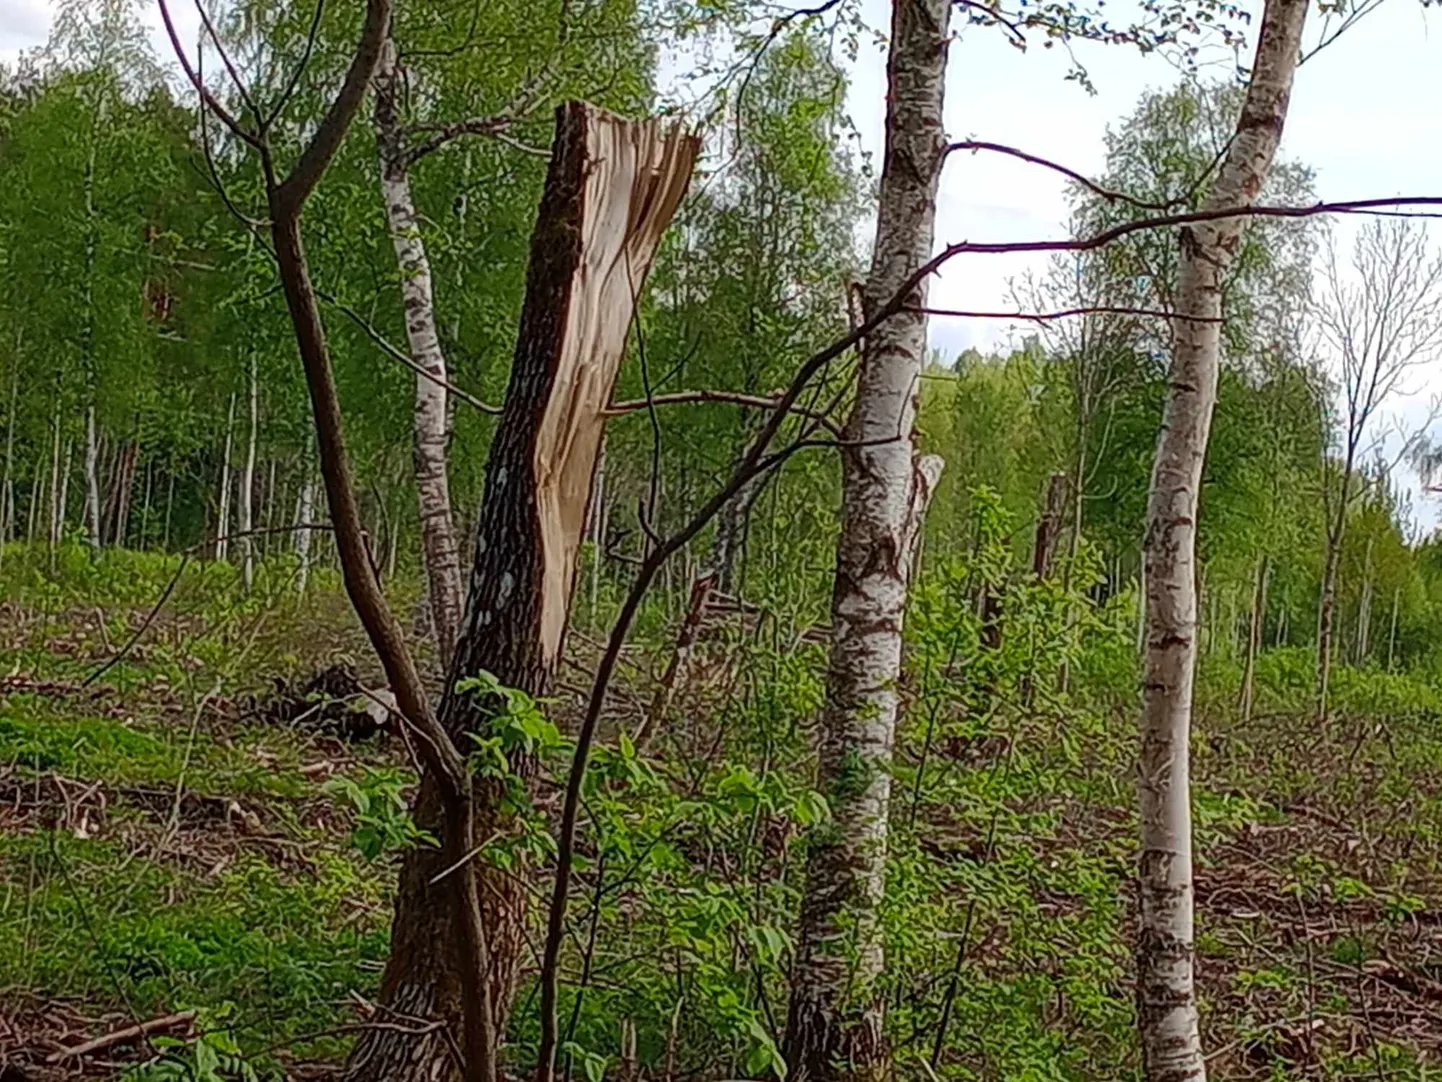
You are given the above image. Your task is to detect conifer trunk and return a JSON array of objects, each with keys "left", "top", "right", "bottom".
[
  {"left": 783, "top": 0, "right": 950, "bottom": 1075},
  {"left": 374, "top": 38, "right": 465, "bottom": 667},
  {"left": 1138, "top": 1, "right": 1307, "bottom": 1075}
]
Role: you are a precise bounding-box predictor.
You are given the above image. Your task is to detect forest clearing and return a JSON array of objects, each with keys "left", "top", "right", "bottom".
[{"left": 2, "top": 0, "right": 1442, "bottom": 1079}]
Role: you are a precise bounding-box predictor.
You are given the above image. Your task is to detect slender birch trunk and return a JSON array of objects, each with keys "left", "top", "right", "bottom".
[
  {"left": 1355, "top": 534, "right": 1374, "bottom": 664},
  {"left": 1316, "top": 515, "right": 1344, "bottom": 719},
  {"left": 296, "top": 457, "right": 317, "bottom": 592},
  {"left": 217, "top": 393, "right": 236, "bottom": 561},
  {"left": 2, "top": 349, "right": 17, "bottom": 545},
  {"left": 84, "top": 406, "right": 101, "bottom": 548},
  {"left": 374, "top": 38, "right": 465, "bottom": 667},
  {"left": 1387, "top": 586, "right": 1400, "bottom": 669},
  {"left": 56, "top": 439, "right": 72, "bottom": 548},
  {"left": 46, "top": 419, "right": 61, "bottom": 547},
  {"left": 783, "top": 0, "right": 950, "bottom": 1075},
  {"left": 1138, "top": 1, "right": 1307, "bottom": 1075},
  {"left": 241, "top": 355, "right": 259, "bottom": 589},
  {"left": 1239, "top": 554, "right": 1268, "bottom": 723}
]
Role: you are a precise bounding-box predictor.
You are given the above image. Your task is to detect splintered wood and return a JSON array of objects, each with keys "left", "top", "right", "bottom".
[{"left": 530, "top": 102, "right": 699, "bottom": 666}]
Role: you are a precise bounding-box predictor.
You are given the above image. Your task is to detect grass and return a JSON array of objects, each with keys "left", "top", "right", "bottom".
[
  {"left": 6, "top": 542, "right": 1442, "bottom": 1079},
  {"left": 0, "top": 543, "right": 413, "bottom": 1076}
]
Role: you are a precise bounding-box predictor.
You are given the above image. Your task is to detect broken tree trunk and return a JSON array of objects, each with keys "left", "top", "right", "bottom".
[
  {"left": 342, "top": 101, "right": 697, "bottom": 1082},
  {"left": 1032, "top": 471, "right": 1068, "bottom": 580},
  {"left": 374, "top": 37, "right": 466, "bottom": 667},
  {"left": 782, "top": 0, "right": 951, "bottom": 1073},
  {"left": 1138, "top": 0, "right": 1308, "bottom": 1075}
]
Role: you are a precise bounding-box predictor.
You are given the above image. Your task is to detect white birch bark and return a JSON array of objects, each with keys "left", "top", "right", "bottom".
[
  {"left": 783, "top": 0, "right": 950, "bottom": 1075},
  {"left": 2, "top": 358, "right": 16, "bottom": 544},
  {"left": 56, "top": 439, "right": 72, "bottom": 548},
  {"left": 45, "top": 419, "right": 61, "bottom": 546},
  {"left": 241, "top": 354, "right": 259, "bottom": 590},
  {"left": 373, "top": 38, "right": 465, "bottom": 668},
  {"left": 296, "top": 460, "right": 317, "bottom": 592},
  {"left": 84, "top": 405, "right": 101, "bottom": 548},
  {"left": 217, "top": 393, "right": 235, "bottom": 561},
  {"left": 1139, "top": 1, "right": 1308, "bottom": 1075}
]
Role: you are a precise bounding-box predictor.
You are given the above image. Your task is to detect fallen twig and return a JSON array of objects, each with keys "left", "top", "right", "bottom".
[{"left": 45, "top": 1010, "right": 197, "bottom": 1063}]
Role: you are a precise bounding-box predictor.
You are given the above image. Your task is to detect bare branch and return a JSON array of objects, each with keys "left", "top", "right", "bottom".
[
  {"left": 266, "top": 0, "right": 330, "bottom": 128},
  {"left": 947, "top": 140, "right": 1179, "bottom": 211},
  {"left": 605, "top": 389, "right": 841, "bottom": 433},
  {"left": 157, "top": 0, "right": 262, "bottom": 150},
  {"left": 314, "top": 288, "right": 502, "bottom": 413},
  {"left": 273, "top": 0, "right": 394, "bottom": 216},
  {"left": 916, "top": 303, "right": 1220, "bottom": 323},
  {"left": 191, "top": 0, "right": 262, "bottom": 128}
]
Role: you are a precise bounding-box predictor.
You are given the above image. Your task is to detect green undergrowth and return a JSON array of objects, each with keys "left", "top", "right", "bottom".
[{"left": 7, "top": 533, "right": 1442, "bottom": 1080}]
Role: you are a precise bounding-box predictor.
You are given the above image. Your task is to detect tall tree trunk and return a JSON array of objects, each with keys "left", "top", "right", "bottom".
[
  {"left": 1316, "top": 516, "right": 1344, "bottom": 720},
  {"left": 1387, "top": 586, "right": 1400, "bottom": 669},
  {"left": 45, "top": 418, "right": 61, "bottom": 546},
  {"left": 1239, "top": 554, "right": 1269, "bottom": 723},
  {"left": 241, "top": 354, "right": 259, "bottom": 590},
  {"left": 163, "top": 470, "right": 175, "bottom": 551},
  {"left": 295, "top": 454, "right": 317, "bottom": 592},
  {"left": 2, "top": 349, "right": 16, "bottom": 545},
  {"left": 105, "top": 441, "right": 137, "bottom": 546},
  {"left": 217, "top": 393, "right": 236, "bottom": 561},
  {"left": 84, "top": 406, "right": 102, "bottom": 549},
  {"left": 56, "top": 439, "right": 72, "bottom": 548},
  {"left": 1355, "top": 534, "right": 1373, "bottom": 664},
  {"left": 782, "top": 0, "right": 950, "bottom": 1075},
  {"left": 374, "top": 38, "right": 465, "bottom": 667},
  {"left": 1138, "top": 1, "right": 1307, "bottom": 1076},
  {"left": 343, "top": 102, "right": 696, "bottom": 1082},
  {"left": 1238, "top": 554, "right": 1269, "bottom": 723}
]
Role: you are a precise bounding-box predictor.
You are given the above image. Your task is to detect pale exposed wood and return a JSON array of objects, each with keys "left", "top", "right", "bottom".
[
  {"left": 46, "top": 1010, "right": 196, "bottom": 1063},
  {"left": 531, "top": 105, "right": 700, "bottom": 668}
]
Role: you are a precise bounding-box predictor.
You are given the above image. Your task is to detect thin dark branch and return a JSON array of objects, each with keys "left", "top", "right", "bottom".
[
  {"left": 157, "top": 0, "right": 262, "bottom": 150},
  {"left": 916, "top": 303, "right": 1221, "bottom": 323},
  {"left": 948, "top": 140, "right": 1180, "bottom": 210},
  {"left": 266, "top": 0, "right": 330, "bottom": 128},
  {"left": 405, "top": 116, "right": 550, "bottom": 166},
  {"left": 606, "top": 389, "right": 842, "bottom": 433},
  {"left": 314, "top": 288, "right": 501, "bottom": 412},
  {"left": 937, "top": 196, "right": 1442, "bottom": 262},
  {"left": 273, "top": 0, "right": 393, "bottom": 215},
  {"left": 191, "top": 0, "right": 262, "bottom": 128}
]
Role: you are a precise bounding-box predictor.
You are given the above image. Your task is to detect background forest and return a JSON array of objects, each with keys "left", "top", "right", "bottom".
[{"left": 4, "top": 0, "right": 1442, "bottom": 1080}]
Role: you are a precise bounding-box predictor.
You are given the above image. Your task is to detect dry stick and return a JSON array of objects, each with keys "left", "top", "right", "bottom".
[{"left": 45, "top": 1010, "right": 197, "bottom": 1064}]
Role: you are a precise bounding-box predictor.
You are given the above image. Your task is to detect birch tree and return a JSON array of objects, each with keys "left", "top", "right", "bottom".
[
  {"left": 1138, "top": 0, "right": 1309, "bottom": 1075},
  {"left": 782, "top": 0, "right": 949, "bottom": 1075},
  {"left": 1313, "top": 218, "right": 1442, "bottom": 720},
  {"left": 371, "top": 38, "right": 466, "bottom": 665}
]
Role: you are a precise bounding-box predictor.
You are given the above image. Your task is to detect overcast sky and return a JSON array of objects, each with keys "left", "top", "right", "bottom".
[{"left": 4, "top": 0, "right": 1440, "bottom": 519}]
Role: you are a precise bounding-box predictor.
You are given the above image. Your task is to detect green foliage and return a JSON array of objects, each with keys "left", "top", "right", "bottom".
[{"left": 324, "top": 768, "right": 435, "bottom": 861}]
